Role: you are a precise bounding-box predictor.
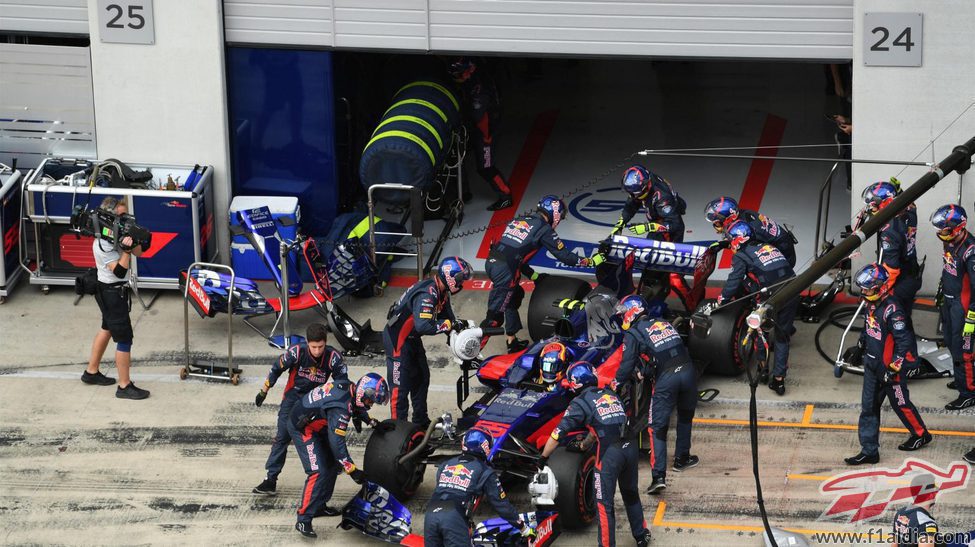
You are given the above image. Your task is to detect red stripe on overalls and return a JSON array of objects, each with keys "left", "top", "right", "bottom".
[
  {"left": 390, "top": 315, "right": 414, "bottom": 420},
  {"left": 299, "top": 473, "right": 319, "bottom": 515},
  {"left": 962, "top": 269, "right": 975, "bottom": 390}
]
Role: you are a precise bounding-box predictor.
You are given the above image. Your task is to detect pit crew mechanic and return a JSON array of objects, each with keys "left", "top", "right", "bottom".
[
  {"left": 611, "top": 164, "right": 686, "bottom": 242},
  {"left": 704, "top": 195, "right": 797, "bottom": 267},
  {"left": 424, "top": 428, "right": 535, "bottom": 547},
  {"left": 614, "top": 295, "right": 699, "bottom": 496},
  {"left": 538, "top": 363, "right": 651, "bottom": 547},
  {"left": 845, "top": 263, "right": 931, "bottom": 466},
  {"left": 252, "top": 323, "right": 348, "bottom": 497},
  {"left": 930, "top": 204, "right": 975, "bottom": 410},
  {"left": 384, "top": 256, "right": 472, "bottom": 426},
  {"left": 862, "top": 181, "right": 922, "bottom": 322},
  {"left": 482, "top": 195, "right": 604, "bottom": 353},
  {"left": 82, "top": 196, "right": 150, "bottom": 400},
  {"left": 288, "top": 373, "right": 388, "bottom": 539},
  {"left": 718, "top": 220, "right": 798, "bottom": 396}
]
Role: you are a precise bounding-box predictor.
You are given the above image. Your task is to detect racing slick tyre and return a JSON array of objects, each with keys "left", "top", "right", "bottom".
[
  {"left": 363, "top": 419, "right": 427, "bottom": 501},
  {"left": 527, "top": 275, "right": 592, "bottom": 341},
  {"left": 688, "top": 298, "right": 749, "bottom": 377},
  {"left": 548, "top": 446, "right": 597, "bottom": 529}
]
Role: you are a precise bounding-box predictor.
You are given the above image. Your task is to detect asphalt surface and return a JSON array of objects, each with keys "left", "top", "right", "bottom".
[{"left": 1, "top": 280, "right": 973, "bottom": 546}]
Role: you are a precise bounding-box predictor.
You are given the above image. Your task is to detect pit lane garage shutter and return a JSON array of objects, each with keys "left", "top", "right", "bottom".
[
  {"left": 0, "top": 0, "right": 89, "bottom": 35},
  {"left": 0, "top": 43, "right": 97, "bottom": 168},
  {"left": 223, "top": 0, "right": 852, "bottom": 61}
]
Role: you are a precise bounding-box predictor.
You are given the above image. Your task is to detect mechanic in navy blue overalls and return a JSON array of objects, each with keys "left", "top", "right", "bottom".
[
  {"left": 384, "top": 256, "right": 471, "bottom": 427},
  {"left": 844, "top": 263, "right": 931, "bottom": 466},
  {"left": 613, "top": 295, "right": 699, "bottom": 496},
  {"left": 892, "top": 474, "right": 941, "bottom": 547},
  {"left": 448, "top": 57, "right": 512, "bottom": 212},
  {"left": 252, "top": 323, "right": 348, "bottom": 497},
  {"left": 424, "top": 427, "right": 535, "bottom": 546},
  {"left": 704, "top": 196, "right": 797, "bottom": 267},
  {"left": 482, "top": 195, "right": 602, "bottom": 353},
  {"left": 930, "top": 204, "right": 975, "bottom": 411},
  {"left": 719, "top": 220, "right": 798, "bottom": 396},
  {"left": 862, "top": 181, "right": 922, "bottom": 323},
  {"left": 538, "top": 363, "right": 651, "bottom": 547},
  {"left": 288, "top": 373, "right": 388, "bottom": 538},
  {"left": 612, "top": 165, "right": 692, "bottom": 307}
]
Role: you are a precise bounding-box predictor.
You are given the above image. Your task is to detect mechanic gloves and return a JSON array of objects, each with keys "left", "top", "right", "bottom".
[
  {"left": 580, "top": 252, "right": 606, "bottom": 267},
  {"left": 612, "top": 216, "right": 626, "bottom": 235},
  {"left": 350, "top": 469, "right": 366, "bottom": 484},
  {"left": 964, "top": 310, "right": 975, "bottom": 336},
  {"left": 628, "top": 222, "right": 665, "bottom": 236},
  {"left": 255, "top": 390, "right": 268, "bottom": 407}
]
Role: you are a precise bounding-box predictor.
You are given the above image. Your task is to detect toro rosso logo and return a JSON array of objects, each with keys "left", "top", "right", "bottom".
[
  {"left": 593, "top": 393, "right": 624, "bottom": 418},
  {"left": 818, "top": 458, "right": 969, "bottom": 523},
  {"left": 440, "top": 464, "right": 474, "bottom": 489}
]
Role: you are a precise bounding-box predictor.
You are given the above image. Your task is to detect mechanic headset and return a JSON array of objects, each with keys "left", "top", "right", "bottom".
[
  {"left": 726, "top": 220, "right": 753, "bottom": 252},
  {"left": 930, "top": 204, "right": 968, "bottom": 242},
  {"left": 538, "top": 195, "right": 566, "bottom": 228},
  {"left": 462, "top": 427, "right": 493, "bottom": 458},
  {"left": 355, "top": 373, "right": 390, "bottom": 409},
  {"left": 854, "top": 263, "right": 890, "bottom": 303},
  {"left": 861, "top": 181, "right": 898, "bottom": 214},
  {"left": 616, "top": 294, "right": 649, "bottom": 330},
  {"left": 565, "top": 363, "right": 598, "bottom": 391},
  {"left": 704, "top": 196, "right": 740, "bottom": 233}
]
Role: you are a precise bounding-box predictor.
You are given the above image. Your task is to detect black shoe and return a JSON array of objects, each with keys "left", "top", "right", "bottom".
[
  {"left": 636, "top": 531, "right": 651, "bottom": 547},
  {"left": 945, "top": 396, "right": 975, "bottom": 410},
  {"left": 898, "top": 432, "right": 932, "bottom": 451},
  {"left": 646, "top": 477, "right": 666, "bottom": 495},
  {"left": 295, "top": 521, "right": 316, "bottom": 538},
  {"left": 768, "top": 377, "right": 785, "bottom": 396},
  {"left": 964, "top": 447, "right": 975, "bottom": 464},
  {"left": 947, "top": 381, "right": 957, "bottom": 390},
  {"left": 314, "top": 505, "right": 341, "bottom": 517},
  {"left": 507, "top": 339, "right": 529, "bottom": 353},
  {"left": 116, "top": 383, "right": 150, "bottom": 400},
  {"left": 82, "top": 370, "right": 116, "bottom": 386},
  {"left": 487, "top": 195, "right": 513, "bottom": 211},
  {"left": 757, "top": 367, "right": 769, "bottom": 384},
  {"left": 252, "top": 477, "right": 277, "bottom": 496},
  {"left": 844, "top": 452, "right": 879, "bottom": 466},
  {"left": 673, "top": 454, "right": 699, "bottom": 472}
]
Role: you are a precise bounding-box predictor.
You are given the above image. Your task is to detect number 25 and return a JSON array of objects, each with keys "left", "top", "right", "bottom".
[{"left": 106, "top": 4, "right": 146, "bottom": 30}]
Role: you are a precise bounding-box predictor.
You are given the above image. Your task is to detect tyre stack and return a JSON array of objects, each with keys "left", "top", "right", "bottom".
[{"left": 359, "top": 81, "right": 461, "bottom": 205}]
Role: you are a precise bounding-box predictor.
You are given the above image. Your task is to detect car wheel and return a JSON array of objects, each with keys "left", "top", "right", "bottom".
[
  {"left": 527, "top": 275, "right": 592, "bottom": 341},
  {"left": 548, "top": 446, "right": 597, "bottom": 529},
  {"left": 363, "top": 419, "right": 426, "bottom": 501},
  {"left": 688, "top": 298, "right": 749, "bottom": 377}
]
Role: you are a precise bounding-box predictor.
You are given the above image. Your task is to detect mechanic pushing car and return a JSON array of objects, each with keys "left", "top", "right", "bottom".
[
  {"left": 703, "top": 196, "right": 797, "bottom": 267},
  {"left": 252, "top": 323, "right": 347, "bottom": 497},
  {"left": 719, "top": 220, "right": 798, "bottom": 396},
  {"left": 384, "top": 256, "right": 472, "bottom": 426},
  {"left": 482, "top": 195, "right": 604, "bottom": 353},
  {"left": 930, "top": 204, "right": 975, "bottom": 410},
  {"left": 613, "top": 295, "right": 699, "bottom": 496},
  {"left": 862, "top": 181, "right": 923, "bottom": 322},
  {"left": 288, "top": 373, "right": 388, "bottom": 538},
  {"left": 424, "top": 427, "right": 535, "bottom": 546},
  {"left": 538, "top": 363, "right": 651, "bottom": 547},
  {"left": 845, "top": 263, "right": 932, "bottom": 466}
]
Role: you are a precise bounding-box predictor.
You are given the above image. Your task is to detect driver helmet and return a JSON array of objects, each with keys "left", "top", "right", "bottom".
[
  {"left": 861, "top": 181, "right": 898, "bottom": 214},
  {"left": 930, "top": 204, "right": 968, "bottom": 242},
  {"left": 539, "top": 342, "right": 569, "bottom": 384},
  {"left": 854, "top": 263, "right": 890, "bottom": 303},
  {"left": 538, "top": 195, "right": 566, "bottom": 228},
  {"left": 437, "top": 256, "right": 473, "bottom": 294},
  {"left": 726, "top": 220, "right": 753, "bottom": 252},
  {"left": 355, "top": 373, "right": 389, "bottom": 409},
  {"left": 704, "top": 196, "right": 740, "bottom": 233},
  {"left": 565, "top": 362, "right": 598, "bottom": 392},
  {"left": 621, "top": 165, "right": 653, "bottom": 200},
  {"left": 615, "top": 294, "right": 649, "bottom": 330},
  {"left": 461, "top": 427, "right": 493, "bottom": 458}
]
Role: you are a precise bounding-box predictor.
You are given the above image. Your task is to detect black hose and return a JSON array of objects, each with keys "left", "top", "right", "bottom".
[{"left": 742, "top": 329, "right": 776, "bottom": 546}]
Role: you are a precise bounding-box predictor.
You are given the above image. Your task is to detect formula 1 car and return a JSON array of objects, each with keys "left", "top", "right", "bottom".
[{"left": 357, "top": 235, "right": 748, "bottom": 542}]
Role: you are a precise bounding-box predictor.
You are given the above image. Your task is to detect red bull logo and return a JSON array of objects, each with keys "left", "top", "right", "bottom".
[
  {"left": 594, "top": 392, "right": 624, "bottom": 417},
  {"left": 754, "top": 244, "right": 783, "bottom": 265},
  {"left": 502, "top": 220, "right": 532, "bottom": 243},
  {"left": 647, "top": 321, "right": 678, "bottom": 344},
  {"left": 865, "top": 313, "right": 882, "bottom": 341},
  {"left": 440, "top": 464, "right": 474, "bottom": 489}
]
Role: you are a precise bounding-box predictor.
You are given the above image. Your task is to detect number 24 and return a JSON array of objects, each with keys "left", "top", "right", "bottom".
[
  {"left": 106, "top": 4, "right": 145, "bottom": 30},
  {"left": 871, "top": 26, "right": 914, "bottom": 52}
]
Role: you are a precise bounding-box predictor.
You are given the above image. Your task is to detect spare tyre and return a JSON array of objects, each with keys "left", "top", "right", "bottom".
[
  {"left": 527, "top": 275, "right": 592, "bottom": 341},
  {"left": 363, "top": 419, "right": 427, "bottom": 500},
  {"left": 688, "top": 298, "right": 749, "bottom": 377}
]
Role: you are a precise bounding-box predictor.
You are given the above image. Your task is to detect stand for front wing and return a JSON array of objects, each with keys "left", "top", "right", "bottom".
[{"left": 180, "top": 262, "right": 242, "bottom": 384}]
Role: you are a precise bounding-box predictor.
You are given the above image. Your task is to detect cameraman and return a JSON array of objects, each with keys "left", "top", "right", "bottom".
[{"left": 82, "top": 197, "right": 150, "bottom": 400}]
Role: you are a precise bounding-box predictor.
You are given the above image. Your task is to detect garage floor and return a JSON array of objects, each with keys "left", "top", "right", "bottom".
[
  {"left": 1, "top": 281, "right": 973, "bottom": 546},
  {"left": 423, "top": 59, "right": 853, "bottom": 280}
]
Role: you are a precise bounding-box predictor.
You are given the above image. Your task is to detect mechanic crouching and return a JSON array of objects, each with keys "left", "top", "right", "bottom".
[
  {"left": 384, "top": 257, "right": 472, "bottom": 427},
  {"left": 539, "top": 363, "right": 650, "bottom": 547},
  {"left": 845, "top": 263, "right": 931, "bottom": 466},
  {"left": 704, "top": 196, "right": 796, "bottom": 267},
  {"left": 425, "top": 428, "right": 535, "bottom": 546},
  {"left": 719, "top": 220, "right": 798, "bottom": 396},
  {"left": 288, "top": 373, "right": 388, "bottom": 538},
  {"left": 252, "top": 323, "right": 347, "bottom": 497},
  {"left": 930, "top": 204, "right": 975, "bottom": 410},
  {"left": 483, "top": 195, "right": 603, "bottom": 353},
  {"left": 614, "top": 295, "right": 699, "bottom": 496}
]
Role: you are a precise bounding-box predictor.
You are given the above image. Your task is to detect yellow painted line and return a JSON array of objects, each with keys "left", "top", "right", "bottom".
[
  {"left": 652, "top": 500, "right": 884, "bottom": 540},
  {"left": 693, "top": 417, "right": 975, "bottom": 437},
  {"left": 801, "top": 404, "right": 814, "bottom": 425},
  {"left": 786, "top": 474, "right": 832, "bottom": 481}
]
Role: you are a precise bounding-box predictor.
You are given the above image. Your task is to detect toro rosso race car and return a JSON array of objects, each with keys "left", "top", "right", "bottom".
[{"left": 343, "top": 235, "right": 751, "bottom": 544}]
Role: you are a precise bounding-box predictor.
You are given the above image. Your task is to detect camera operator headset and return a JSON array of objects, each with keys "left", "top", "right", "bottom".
[{"left": 83, "top": 196, "right": 151, "bottom": 399}]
